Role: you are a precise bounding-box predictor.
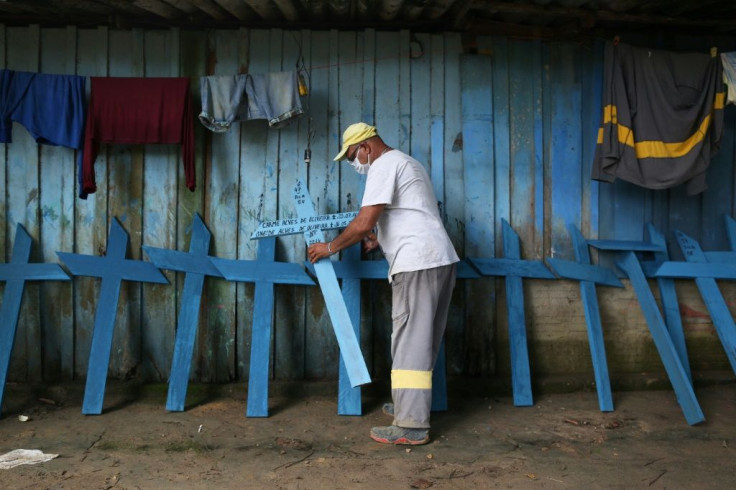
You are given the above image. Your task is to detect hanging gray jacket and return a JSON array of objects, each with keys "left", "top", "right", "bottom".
[{"left": 592, "top": 41, "right": 724, "bottom": 195}]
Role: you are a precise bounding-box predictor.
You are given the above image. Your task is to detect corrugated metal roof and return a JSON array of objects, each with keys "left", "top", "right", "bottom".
[{"left": 0, "top": 0, "right": 734, "bottom": 38}]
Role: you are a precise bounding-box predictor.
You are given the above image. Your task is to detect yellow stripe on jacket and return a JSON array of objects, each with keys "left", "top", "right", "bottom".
[{"left": 596, "top": 92, "right": 725, "bottom": 158}]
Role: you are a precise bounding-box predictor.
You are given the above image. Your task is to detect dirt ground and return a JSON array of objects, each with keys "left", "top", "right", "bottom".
[{"left": 0, "top": 378, "right": 734, "bottom": 489}]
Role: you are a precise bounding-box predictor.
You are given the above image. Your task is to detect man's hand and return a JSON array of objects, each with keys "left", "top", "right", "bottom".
[
  {"left": 362, "top": 232, "right": 379, "bottom": 253},
  {"left": 307, "top": 242, "right": 331, "bottom": 263}
]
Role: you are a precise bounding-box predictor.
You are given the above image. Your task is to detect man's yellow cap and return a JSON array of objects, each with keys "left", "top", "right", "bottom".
[{"left": 333, "top": 122, "right": 377, "bottom": 161}]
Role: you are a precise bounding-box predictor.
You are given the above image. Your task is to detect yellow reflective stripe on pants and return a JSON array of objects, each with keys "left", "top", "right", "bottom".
[{"left": 391, "top": 369, "right": 432, "bottom": 390}]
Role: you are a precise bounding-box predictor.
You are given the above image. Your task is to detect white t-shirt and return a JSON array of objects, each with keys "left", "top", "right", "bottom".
[{"left": 361, "top": 149, "right": 459, "bottom": 280}]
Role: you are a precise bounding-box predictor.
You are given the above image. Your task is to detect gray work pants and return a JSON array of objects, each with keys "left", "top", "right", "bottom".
[{"left": 390, "top": 263, "right": 456, "bottom": 429}]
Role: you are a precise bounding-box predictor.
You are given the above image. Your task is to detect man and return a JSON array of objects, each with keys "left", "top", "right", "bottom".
[{"left": 307, "top": 122, "right": 459, "bottom": 445}]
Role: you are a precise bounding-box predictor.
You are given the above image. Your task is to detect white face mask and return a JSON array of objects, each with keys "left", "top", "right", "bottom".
[{"left": 349, "top": 147, "right": 371, "bottom": 175}]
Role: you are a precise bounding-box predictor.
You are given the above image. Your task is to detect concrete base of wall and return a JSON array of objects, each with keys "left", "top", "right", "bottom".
[{"left": 492, "top": 279, "right": 734, "bottom": 379}]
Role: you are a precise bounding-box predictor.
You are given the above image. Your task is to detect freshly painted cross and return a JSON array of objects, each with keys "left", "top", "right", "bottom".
[
  {"left": 0, "top": 224, "right": 70, "bottom": 416},
  {"left": 252, "top": 198, "right": 377, "bottom": 415},
  {"left": 545, "top": 224, "right": 622, "bottom": 412},
  {"left": 210, "top": 236, "right": 314, "bottom": 417},
  {"left": 304, "top": 242, "right": 383, "bottom": 415},
  {"left": 57, "top": 218, "right": 168, "bottom": 415},
  {"left": 588, "top": 237, "right": 704, "bottom": 425},
  {"left": 252, "top": 179, "right": 471, "bottom": 415},
  {"left": 251, "top": 211, "right": 357, "bottom": 239},
  {"left": 652, "top": 230, "right": 736, "bottom": 376},
  {"left": 468, "top": 219, "right": 556, "bottom": 407},
  {"left": 304, "top": 250, "right": 479, "bottom": 415},
  {"left": 142, "top": 213, "right": 223, "bottom": 412},
  {"left": 290, "top": 179, "right": 371, "bottom": 387}
]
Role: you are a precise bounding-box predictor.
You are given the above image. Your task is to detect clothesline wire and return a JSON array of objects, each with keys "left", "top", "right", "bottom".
[{"left": 307, "top": 53, "right": 415, "bottom": 71}]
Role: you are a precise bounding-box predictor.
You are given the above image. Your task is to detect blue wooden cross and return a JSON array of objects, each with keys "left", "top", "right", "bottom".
[
  {"left": 588, "top": 236, "right": 704, "bottom": 425},
  {"left": 142, "top": 213, "right": 223, "bottom": 412},
  {"left": 468, "top": 219, "right": 556, "bottom": 407},
  {"left": 652, "top": 230, "right": 736, "bottom": 375},
  {"left": 698, "top": 214, "right": 736, "bottom": 274},
  {"left": 725, "top": 214, "right": 736, "bottom": 250},
  {"left": 430, "top": 260, "right": 481, "bottom": 412},
  {"left": 594, "top": 226, "right": 691, "bottom": 379},
  {"left": 291, "top": 179, "right": 371, "bottom": 388},
  {"left": 311, "top": 243, "right": 384, "bottom": 415},
  {"left": 304, "top": 248, "right": 480, "bottom": 415},
  {"left": 615, "top": 252, "right": 704, "bottom": 425},
  {"left": 0, "top": 224, "right": 70, "bottom": 416},
  {"left": 252, "top": 187, "right": 478, "bottom": 414},
  {"left": 645, "top": 224, "right": 691, "bottom": 382},
  {"left": 210, "top": 237, "right": 314, "bottom": 417},
  {"left": 57, "top": 217, "right": 168, "bottom": 415},
  {"left": 253, "top": 205, "right": 379, "bottom": 415},
  {"left": 251, "top": 211, "right": 358, "bottom": 239},
  {"left": 545, "top": 224, "right": 622, "bottom": 412}
]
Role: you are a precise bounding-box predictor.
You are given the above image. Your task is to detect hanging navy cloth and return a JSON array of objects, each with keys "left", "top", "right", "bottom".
[{"left": 0, "top": 69, "right": 87, "bottom": 196}]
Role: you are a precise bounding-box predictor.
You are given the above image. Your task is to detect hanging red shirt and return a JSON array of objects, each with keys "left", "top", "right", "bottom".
[{"left": 82, "top": 77, "right": 195, "bottom": 197}]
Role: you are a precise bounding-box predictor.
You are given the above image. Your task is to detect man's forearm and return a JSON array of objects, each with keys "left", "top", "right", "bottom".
[{"left": 328, "top": 204, "right": 384, "bottom": 254}]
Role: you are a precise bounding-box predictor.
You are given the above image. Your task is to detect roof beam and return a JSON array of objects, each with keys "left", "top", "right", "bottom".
[
  {"left": 274, "top": 0, "right": 300, "bottom": 21},
  {"left": 187, "top": 0, "right": 232, "bottom": 20},
  {"left": 470, "top": 0, "right": 736, "bottom": 29},
  {"left": 211, "top": 0, "right": 256, "bottom": 20},
  {"left": 133, "top": 0, "right": 182, "bottom": 19},
  {"left": 160, "top": 0, "right": 199, "bottom": 14},
  {"left": 243, "top": 0, "right": 283, "bottom": 20}
]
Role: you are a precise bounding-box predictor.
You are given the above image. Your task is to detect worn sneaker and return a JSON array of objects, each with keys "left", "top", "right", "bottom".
[
  {"left": 382, "top": 403, "right": 394, "bottom": 416},
  {"left": 370, "top": 426, "right": 430, "bottom": 445}
]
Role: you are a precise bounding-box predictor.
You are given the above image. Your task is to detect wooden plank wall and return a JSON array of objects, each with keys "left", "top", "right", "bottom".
[{"left": 1, "top": 26, "right": 735, "bottom": 383}]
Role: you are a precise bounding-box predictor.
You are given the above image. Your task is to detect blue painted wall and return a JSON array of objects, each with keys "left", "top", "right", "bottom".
[{"left": 1, "top": 26, "right": 734, "bottom": 383}]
